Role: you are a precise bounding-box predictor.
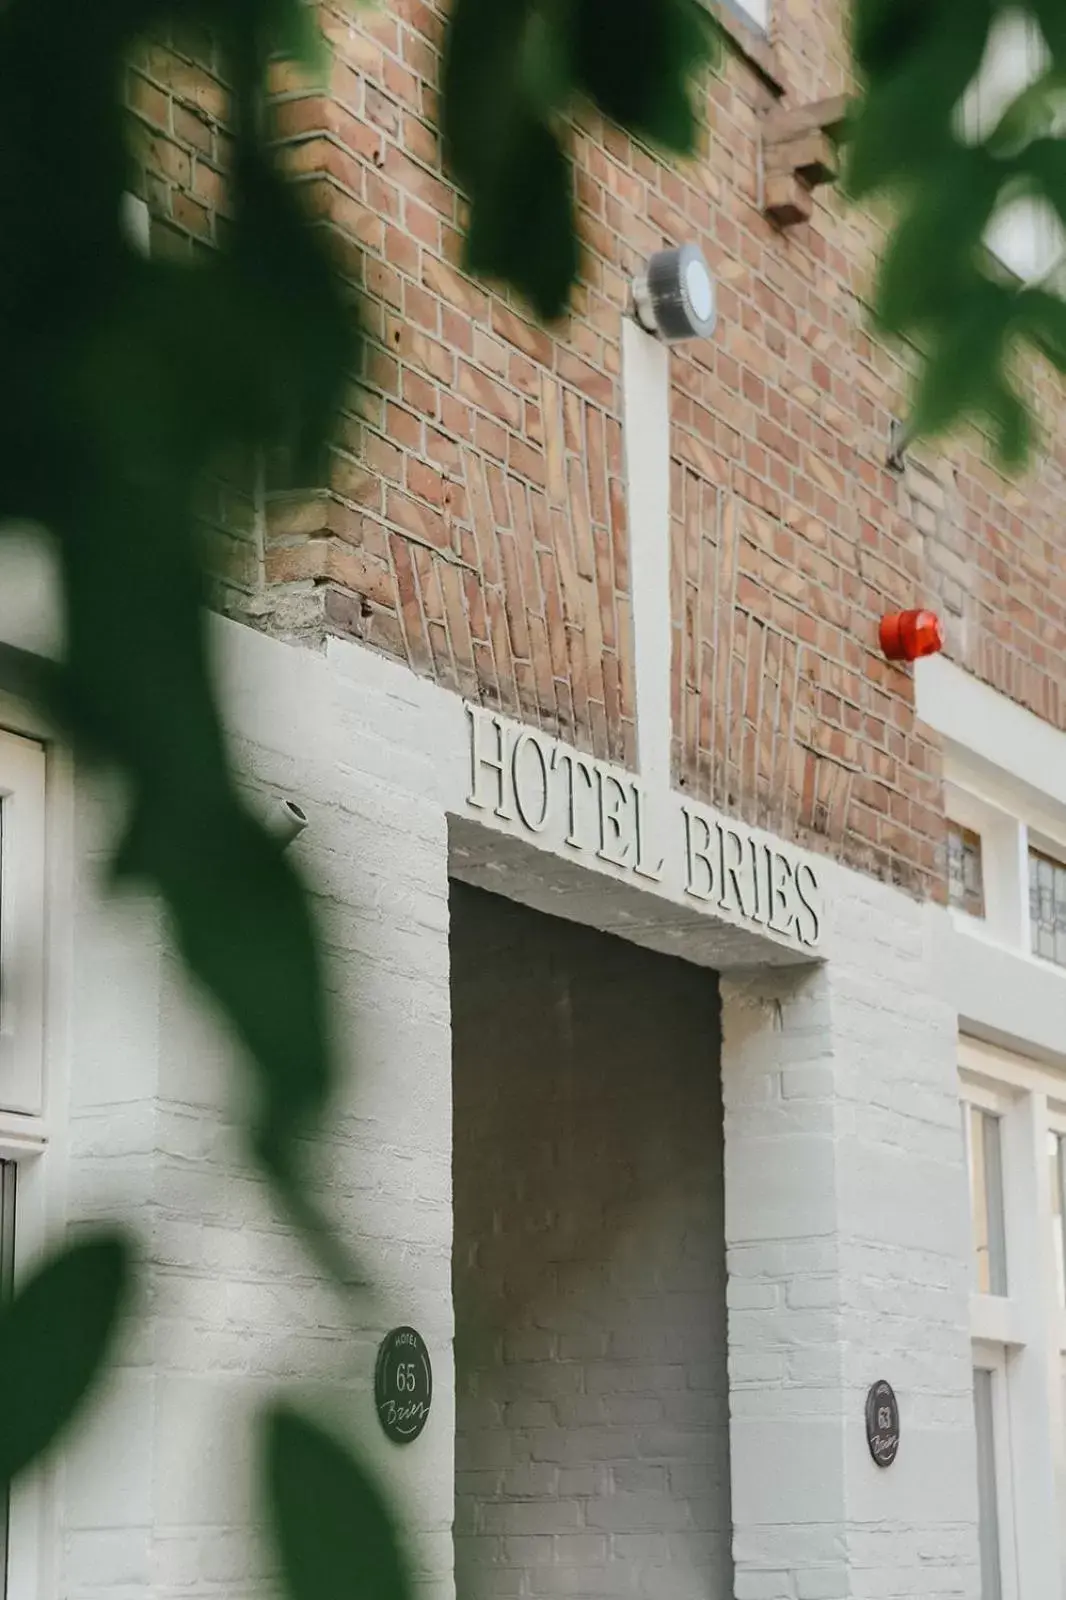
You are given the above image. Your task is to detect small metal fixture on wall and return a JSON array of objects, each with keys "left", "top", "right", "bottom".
[
  {"left": 269, "top": 797, "right": 309, "bottom": 848},
  {"left": 886, "top": 418, "right": 913, "bottom": 472}
]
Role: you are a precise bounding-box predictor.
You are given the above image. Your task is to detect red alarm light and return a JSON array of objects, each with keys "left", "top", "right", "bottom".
[{"left": 880, "top": 610, "right": 944, "bottom": 663}]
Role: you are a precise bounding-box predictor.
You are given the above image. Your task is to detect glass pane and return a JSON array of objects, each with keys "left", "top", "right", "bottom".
[
  {"left": 974, "top": 1368, "right": 1003, "bottom": 1600},
  {"left": 970, "top": 1107, "right": 1008, "bottom": 1296},
  {"left": 0, "top": 1161, "right": 14, "bottom": 1600},
  {"left": 1030, "top": 848, "right": 1066, "bottom": 968},
  {"left": 1054, "top": 1133, "right": 1066, "bottom": 1309},
  {"left": 948, "top": 824, "right": 985, "bottom": 917}
]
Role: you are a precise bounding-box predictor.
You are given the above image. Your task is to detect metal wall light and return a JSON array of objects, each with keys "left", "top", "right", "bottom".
[{"left": 632, "top": 245, "right": 717, "bottom": 342}]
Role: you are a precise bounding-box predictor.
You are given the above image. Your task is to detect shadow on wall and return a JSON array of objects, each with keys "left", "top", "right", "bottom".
[{"left": 450, "top": 882, "right": 733, "bottom": 1599}]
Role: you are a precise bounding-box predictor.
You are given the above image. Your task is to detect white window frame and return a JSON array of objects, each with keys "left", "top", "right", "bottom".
[
  {"left": 972, "top": 1342, "right": 1020, "bottom": 1600},
  {"left": 943, "top": 751, "right": 1066, "bottom": 974},
  {"left": 961, "top": 1039, "right": 1066, "bottom": 1597},
  {"left": 0, "top": 730, "right": 46, "bottom": 1117},
  {"left": 0, "top": 716, "right": 56, "bottom": 1600},
  {"left": 1047, "top": 1104, "right": 1066, "bottom": 1353},
  {"left": 0, "top": 1148, "right": 49, "bottom": 1600},
  {"left": 724, "top": 0, "right": 768, "bottom": 35},
  {"left": 962, "top": 1078, "right": 1015, "bottom": 1313}
]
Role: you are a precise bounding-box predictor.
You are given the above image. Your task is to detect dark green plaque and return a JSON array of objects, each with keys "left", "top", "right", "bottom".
[
  {"left": 865, "top": 1379, "right": 900, "bottom": 1468},
  {"left": 375, "top": 1327, "right": 432, "bottom": 1444}
]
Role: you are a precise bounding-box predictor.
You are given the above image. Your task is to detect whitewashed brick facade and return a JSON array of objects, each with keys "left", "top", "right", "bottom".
[{"left": 0, "top": 621, "right": 991, "bottom": 1600}]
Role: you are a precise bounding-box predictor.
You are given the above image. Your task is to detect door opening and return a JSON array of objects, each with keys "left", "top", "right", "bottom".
[{"left": 451, "top": 882, "right": 733, "bottom": 1598}]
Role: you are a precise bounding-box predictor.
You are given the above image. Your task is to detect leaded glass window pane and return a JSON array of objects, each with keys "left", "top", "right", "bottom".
[
  {"left": 948, "top": 824, "right": 985, "bottom": 917},
  {"left": 1029, "top": 847, "right": 1066, "bottom": 967}
]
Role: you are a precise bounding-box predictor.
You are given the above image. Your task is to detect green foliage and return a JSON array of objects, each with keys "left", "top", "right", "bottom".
[
  {"left": 0, "top": 0, "right": 374, "bottom": 1584},
  {"left": 848, "top": 0, "right": 1066, "bottom": 463},
  {"left": 0, "top": 0, "right": 721, "bottom": 1589},
  {"left": 0, "top": 0, "right": 355, "bottom": 1253},
  {"left": 265, "top": 1406, "right": 413, "bottom": 1600},
  {"left": 0, "top": 1236, "right": 131, "bottom": 1483},
  {"left": 441, "top": 0, "right": 718, "bottom": 318}
]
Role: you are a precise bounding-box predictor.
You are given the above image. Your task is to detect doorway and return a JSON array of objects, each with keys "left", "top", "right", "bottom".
[{"left": 451, "top": 882, "right": 733, "bottom": 1597}]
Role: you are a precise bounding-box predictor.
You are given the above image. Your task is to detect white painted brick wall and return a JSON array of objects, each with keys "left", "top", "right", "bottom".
[
  {"left": 722, "top": 881, "right": 977, "bottom": 1600},
  {"left": 451, "top": 884, "right": 732, "bottom": 1600},
  {"left": 0, "top": 618, "right": 981, "bottom": 1600},
  {"left": 54, "top": 627, "right": 457, "bottom": 1600}
]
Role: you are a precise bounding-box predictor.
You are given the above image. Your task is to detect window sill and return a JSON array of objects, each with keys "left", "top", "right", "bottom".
[
  {"left": 706, "top": 0, "right": 784, "bottom": 94},
  {"left": 947, "top": 907, "right": 1066, "bottom": 979},
  {"left": 971, "top": 1292, "right": 1025, "bottom": 1347}
]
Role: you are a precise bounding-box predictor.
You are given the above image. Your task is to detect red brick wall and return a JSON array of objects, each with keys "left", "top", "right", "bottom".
[{"left": 126, "top": 0, "right": 1066, "bottom": 901}]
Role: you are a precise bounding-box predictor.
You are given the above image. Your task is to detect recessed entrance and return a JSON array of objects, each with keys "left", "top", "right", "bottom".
[{"left": 451, "top": 881, "right": 733, "bottom": 1598}]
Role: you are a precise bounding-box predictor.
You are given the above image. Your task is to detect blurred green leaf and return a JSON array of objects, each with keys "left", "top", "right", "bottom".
[
  {"left": 1016, "top": 283, "right": 1066, "bottom": 369},
  {"left": 846, "top": 0, "right": 1066, "bottom": 465},
  {"left": 266, "top": 0, "right": 331, "bottom": 80},
  {"left": 443, "top": 0, "right": 576, "bottom": 318},
  {"left": 852, "top": 0, "right": 934, "bottom": 78},
  {"left": 573, "top": 0, "right": 717, "bottom": 154},
  {"left": 0, "top": 1234, "right": 132, "bottom": 1483},
  {"left": 986, "top": 71, "right": 1064, "bottom": 159},
  {"left": 442, "top": 0, "right": 714, "bottom": 316},
  {"left": 846, "top": 0, "right": 993, "bottom": 198},
  {"left": 265, "top": 1405, "right": 413, "bottom": 1600},
  {"left": 1025, "top": 135, "right": 1066, "bottom": 225},
  {"left": 984, "top": 371, "right": 1032, "bottom": 465},
  {"left": 1029, "top": 0, "right": 1066, "bottom": 60},
  {"left": 519, "top": 0, "right": 574, "bottom": 122},
  {"left": 909, "top": 278, "right": 1014, "bottom": 437},
  {"left": 463, "top": 114, "right": 578, "bottom": 320},
  {"left": 874, "top": 149, "right": 1001, "bottom": 333}
]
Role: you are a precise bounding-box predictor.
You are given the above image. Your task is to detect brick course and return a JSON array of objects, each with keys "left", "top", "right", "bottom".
[{"left": 125, "top": 0, "right": 1066, "bottom": 900}]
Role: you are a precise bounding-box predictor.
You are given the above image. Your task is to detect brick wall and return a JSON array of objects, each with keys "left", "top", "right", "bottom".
[
  {"left": 126, "top": 0, "right": 1066, "bottom": 901},
  {"left": 451, "top": 883, "right": 731, "bottom": 1599},
  {"left": 56, "top": 625, "right": 457, "bottom": 1599}
]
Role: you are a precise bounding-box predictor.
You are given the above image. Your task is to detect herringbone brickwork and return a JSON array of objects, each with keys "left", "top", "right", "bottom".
[{"left": 125, "top": 0, "right": 1066, "bottom": 899}]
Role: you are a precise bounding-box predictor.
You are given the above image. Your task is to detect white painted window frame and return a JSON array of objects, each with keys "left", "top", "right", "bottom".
[
  {"left": 943, "top": 750, "right": 1066, "bottom": 975},
  {"left": 0, "top": 707, "right": 64, "bottom": 1600},
  {"left": 0, "top": 1145, "right": 50, "bottom": 1600},
  {"left": 972, "top": 1340, "right": 1020, "bottom": 1600},
  {"left": 962, "top": 1076, "right": 1016, "bottom": 1319},
  {"left": 1046, "top": 1104, "right": 1066, "bottom": 1351},
  {"left": 727, "top": 0, "right": 769, "bottom": 33},
  {"left": 961, "top": 1038, "right": 1066, "bottom": 1596},
  {"left": 0, "top": 730, "right": 46, "bottom": 1117}
]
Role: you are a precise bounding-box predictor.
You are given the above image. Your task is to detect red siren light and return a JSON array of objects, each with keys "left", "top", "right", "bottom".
[{"left": 879, "top": 610, "right": 945, "bottom": 663}]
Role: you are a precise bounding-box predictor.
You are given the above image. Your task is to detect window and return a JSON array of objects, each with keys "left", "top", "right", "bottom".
[
  {"left": 1029, "top": 847, "right": 1066, "bottom": 968},
  {"left": 959, "top": 11, "right": 1066, "bottom": 282},
  {"left": 1051, "top": 1133, "right": 1066, "bottom": 1307},
  {"left": 724, "top": 0, "right": 768, "bottom": 33},
  {"left": 974, "top": 1365, "right": 1005, "bottom": 1600},
  {"left": 949, "top": 822, "right": 986, "bottom": 918},
  {"left": 0, "top": 730, "right": 46, "bottom": 1115},
  {"left": 967, "top": 1103, "right": 1008, "bottom": 1296},
  {"left": 962, "top": 1042, "right": 1066, "bottom": 1597},
  {"left": 0, "top": 728, "right": 46, "bottom": 1599},
  {"left": 0, "top": 1160, "right": 14, "bottom": 1600}
]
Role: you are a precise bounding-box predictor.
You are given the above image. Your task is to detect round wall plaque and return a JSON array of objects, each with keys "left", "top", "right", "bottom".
[
  {"left": 375, "top": 1327, "right": 432, "bottom": 1444},
  {"left": 865, "top": 1380, "right": 900, "bottom": 1468}
]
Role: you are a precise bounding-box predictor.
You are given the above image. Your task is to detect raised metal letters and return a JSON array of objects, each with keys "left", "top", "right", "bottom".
[{"left": 465, "top": 704, "right": 823, "bottom": 949}]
